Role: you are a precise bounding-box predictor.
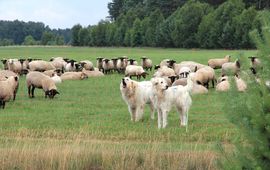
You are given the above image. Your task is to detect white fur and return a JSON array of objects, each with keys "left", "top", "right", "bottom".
[
  {"left": 120, "top": 77, "right": 155, "bottom": 122},
  {"left": 151, "top": 76, "right": 193, "bottom": 130}
]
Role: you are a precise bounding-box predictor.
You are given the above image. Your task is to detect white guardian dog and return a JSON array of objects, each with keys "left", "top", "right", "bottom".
[
  {"left": 151, "top": 75, "right": 193, "bottom": 130},
  {"left": 120, "top": 77, "right": 155, "bottom": 122}
]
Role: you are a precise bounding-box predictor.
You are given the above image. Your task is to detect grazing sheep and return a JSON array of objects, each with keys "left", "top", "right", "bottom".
[
  {"left": 80, "top": 60, "right": 94, "bottom": 71},
  {"left": 50, "top": 57, "right": 67, "bottom": 72},
  {"left": 234, "top": 75, "right": 247, "bottom": 92},
  {"left": 116, "top": 57, "right": 128, "bottom": 73},
  {"left": 96, "top": 57, "right": 104, "bottom": 72},
  {"left": 120, "top": 77, "right": 155, "bottom": 122},
  {"left": 26, "top": 71, "right": 59, "bottom": 98},
  {"left": 192, "top": 66, "right": 216, "bottom": 88},
  {"left": 179, "top": 66, "right": 191, "bottom": 78},
  {"left": 221, "top": 60, "right": 241, "bottom": 76},
  {"left": 60, "top": 72, "right": 88, "bottom": 80},
  {"left": 167, "top": 60, "right": 206, "bottom": 74},
  {"left": 65, "top": 59, "right": 78, "bottom": 72},
  {"left": 82, "top": 69, "right": 104, "bottom": 77},
  {"left": 153, "top": 66, "right": 176, "bottom": 77},
  {"left": 159, "top": 59, "right": 171, "bottom": 67},
  {"left": 125, "top": 65, "right": 148, "bottom": 80},
  {"left": 216, "top": 76, "right": 230, "bottom": 92},
  {"left": 102, "top": 59, "right": 114, "bottom": 74},
  {"left": 29, "top": 60, "right": 56, "bottom": 72},
  {"left": 208, "top": 55, "right": 231, "bottom": 69},
  {"left": 141, "top": 57, "right": 153, "bottom": 71},
  {"left": 0, "top": 76, "right": 19, "bottom": 108},
  {"left": 51, "top": 73, "right": 62, "bottom": 84},
  {"left": 248, "top": 56, "right": 262, "bottom": 70}
]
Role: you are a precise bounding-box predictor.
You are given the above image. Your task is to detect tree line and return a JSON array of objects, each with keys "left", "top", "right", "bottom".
[
  {"left": 0, "top": 20, "right": 71, "bottom": 46},
  {"left": 72, "top": 0, "right": 270, "bottom": 49}
]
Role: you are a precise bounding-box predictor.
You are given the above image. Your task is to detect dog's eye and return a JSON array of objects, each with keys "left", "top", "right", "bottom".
[
  {"left": 155, "top": 82, "right": 158, "bottom": 85},
  {"left": 161, "top": 81, "right": 163, "bottom": 84}
]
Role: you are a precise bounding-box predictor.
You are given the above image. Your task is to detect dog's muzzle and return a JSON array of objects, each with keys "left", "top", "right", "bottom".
[
  {"left": 165, "top": 85, "right": 169, "bottom": 90},
  {"left": 122, "top": 79, "right": 127, "bottom": 88}
]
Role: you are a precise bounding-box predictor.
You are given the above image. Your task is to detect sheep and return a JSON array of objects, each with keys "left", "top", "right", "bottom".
[
  {"left": 7, "top": 59, "right": 22, "bottom": 74},
  {"left": 193, "top": 66, "right": 216, "bottom": 88},
  {"left": 141, "top": 57, "right": 153, "bottom": 71},
  {"left": 65, "top": 59, "right": 78, "bottom": 72},
  {"left": 28, "top": 60, "right": 56, "bottom": 72},
  {"left": 172, "top": 78, "right": 187, "bottom": 86},
  {"left": 159, "top": 59, "right": 171, "bottom": 67},
  {"left": 60, "top": 72, "right": 88, "bottom": 80},
  {"left": 18, "top": 58, "right": 31, "bottom": 75},
  {"left": 0, "top": 70, "right": 19, "bottom": 100},
  {"left": 127, "top": 59, "right": 138, "bottom": 66},
  {"left": 208, "top": 55, "right": 231, "bottom": 69},
  {"left": 116, "top": 57, "right": 128, "bottom": 73},
  {"left": 0, "top": 76, "right": 19, "bottom": 108},
  {"left": 179, "top": 66, "right": 191, "bottom": 78},
  {"left": 26, "top": 71, "right": 59, "bottom": 98},
  {"left": 234, "top": 75, "right": 247, "bottom": 92},
  {"left": 216, "top": 76, "right": 230, "bottom": 92},
  {"left": 43, "top": 70, "right": 56, "bottom": 77},
  {"left": 111, "top": 58, "right": 118, "bottom": 72},
  {"left": 51, "top": 73, "right": 62, "bottom": 84},
  {"left": 248, "top": 56, "right": 262, "bottom": 71},
  {"left": 125, "top": 65, "right": 148, "bottom": 80},
  {"left": 153, "top": 66, "right": 176, "bottom": 77},
  {"left": 82, "top": 69, "right": 104, "bottom": 77},
  {"left": 1, "top": 59, "right": 8, "bottom": 70},
  {"left": 96, "top": 57, "right": 104, "bottom": 71},
  {"left": 80, "top": 60, "right": 94, "bottom": 71},
  {"left": 102, "top": 59, "right": 114, "bottom": 74},
  {"left": 50, "top": 57, "right": 67, "bottom": 72},
  {"left": 221, "top": 60, "right": 241, "bottom": 76},
  {"left": 167, "top": 60, "right": 206, "bottom": 75}
]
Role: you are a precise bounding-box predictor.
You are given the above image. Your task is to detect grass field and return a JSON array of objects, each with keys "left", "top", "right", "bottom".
[{"left": 0, "top": 46, "right": 257, "bottom": 169}]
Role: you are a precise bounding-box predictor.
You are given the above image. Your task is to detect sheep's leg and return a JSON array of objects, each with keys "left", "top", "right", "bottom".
[
  {"left": 31, "top": 86, "right": 35, "bottom": 98},
  {"left": 13, "top": 85, "right": 18, "bottom": 101},
  {"left": 0, "top": 100, "right": 2, "bottom": 109},
  {"left": 150, "top": 67, "right": 152, "bottom": 71},
  {"left": 157, "top": 108, "right": 162, "bottom": 129},
  {"left": 28, "top": 86, "right": 32, "bottom": 98},
  {"left": 212, "top": 79, "right": 215, "bottom": 88},
  {"left": 162, "top": 110, "right": 168, "bottom": 128},
  {"left": 2, "top": 101, "right": 5, "bottom": 109}
]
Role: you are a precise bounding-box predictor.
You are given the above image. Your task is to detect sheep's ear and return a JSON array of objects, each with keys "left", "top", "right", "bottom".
[
  {"left": 5, "top": 76, "right": 8, "bottom": 79},
  {"left": 14, "top": 76, "right": 18, "bottom": 81},
  {"left": 194, "top": 66, "right": 198, "bottom": 72}
]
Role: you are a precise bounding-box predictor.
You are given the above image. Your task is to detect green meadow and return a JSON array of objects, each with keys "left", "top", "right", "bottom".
[{"left": 0, "top": 46, "right": 257, "bottom": 169}]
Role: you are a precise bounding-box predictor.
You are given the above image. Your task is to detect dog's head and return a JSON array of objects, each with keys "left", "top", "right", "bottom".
[
  {"left": 121, "top": 77, "right": 137, "bottom": 90},
  {"left": 151, "top": 77, "right": 169, "bottom": 91}
]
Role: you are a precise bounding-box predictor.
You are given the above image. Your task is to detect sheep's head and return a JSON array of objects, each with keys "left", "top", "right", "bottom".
[
  {"left": 128, "top": 59, "right": 136, "bottom": 65},
  {"left": 154, "top": 65, "right": 160, "bottom": 70},
  {"left": 151, "top": 77, "right": 169, "bottom": 91},
  {"left": 225, "top": 55, "right": 231, "bottom": 61},
  {"left": 46, "top": 89, "right": 59, "bottom": 99},
  {"left": 141, "top": 57, "right": 147, "bottom": 60},
  {"left": 103, "top": 59, "right": 110, "bottom": 63},
  {"left": 250, "top": 67, "right": 257, "bottom": 75},
  {"left": 236, "top": 60, "right": 241, "bottom": 68},
  {"left": 167, "top": 60, "right": 176, "bottom": 68},
  {"left": 19, "top": 59, "right": 25, "bottom": 64},
  {"left": 80, "top": 72, "right": 88, "bottom": 80},
  {"left": 96, "top": 57, "right": 104, "bottom": 62},
  {"left": 179, "top": 67, "right": 191, "bottom": 78},
  {"left": 248, "top": 56, "right": 257, "bottom": 63},
  {"left": 168, "top": 75, "right": 179, "bottom": 83},
  {"left": 1, "top": 59, "right": 7, "bottom": 64}
]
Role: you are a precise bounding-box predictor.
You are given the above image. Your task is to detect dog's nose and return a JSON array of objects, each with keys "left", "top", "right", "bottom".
[{"left": 165, "top": 85, "right": 169, "bottom": 89}]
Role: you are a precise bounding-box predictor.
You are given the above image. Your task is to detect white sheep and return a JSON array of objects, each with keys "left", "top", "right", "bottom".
[
  {"left": 127, "top": 59, "right": 138, "bottom": 66},
  {"left": 179, "top": 66, "right": 191, "bottom": 78},
  {"left": 234, "top": 75, "right": 247, "bottom": 92},
  {"left": 29, "top": 60, "right": 56, "bottom": 72},
  {"left": 248, "top": 56, "right": 262, "bottom": 71},
  {"left": 216, "top": 76, "right": 230, "bottom": 92},
  {"left": 65, "top": 59, "right": 79, "bottom": 72},
  {"left": 102, "top": 59, "right": 114, "bottom": 74},
  {"left": 26, "top": 71, "right": 59, "bottom": 98},
  {"left": 153, "top": 66, "right": 176, "bottom": 77},
  {"left": 116, "top": 57, "right": 128, "bottom": 73},
  {"left": 51, "top": 73, "right": 62, "bottom": 84},
  {"left": 125, "top": 65, "right": 148, "bottom": 80},
  {"left": 60, "top": 72, "right": 88, "bottom": 80},
  {"left": 141, "top": 57, "right": 153, "bottom": 71},
  {"left": 82, "top": 69, "right": 104, "bottom": 77},
  {"left": 50, "top": 57, "right": 67, "bottom": 72},
  {"left": 159, "top": 59, "right": 171, "bottom": 67},
  {"left": 7, "top": 59, "right": 22, "bottom": 74},
  {"left": 221, "top": 60, "right": 241, "bottom": 76},
  {"left": 0, "top": 76, "right": 19, "bottom": 108},
  {"left": 96, "top": 57, "right": 104, "bottom": 71},
  {"left": 192, "top": 66, "right": 216, "bottom": 88},
  {"left": 208, "top": 55, "right": 231, "bottom": 69}
]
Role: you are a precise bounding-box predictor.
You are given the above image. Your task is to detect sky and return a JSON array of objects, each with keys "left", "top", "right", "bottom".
[{"left": 0, "top": 0, "right": 111, "bottom": 29}]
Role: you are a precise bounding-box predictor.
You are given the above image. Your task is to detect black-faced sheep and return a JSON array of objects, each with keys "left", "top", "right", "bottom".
[
  {"left": 141, "top": 57, "right": 152, "bottom": 71},
  {"left": 60, "top": 72, "right": 88, "bottom": 80},
  {"left": 125, "top": 65, "right": 148, "bottom": 80},
  {"left": 216, "top": 76, "right": 230, "bottom": 92},
  {"left": 221, "top": 60, "right": 241, "bottom": 76},
  {"left": 26, "top": 71, "right": 59, "bottom": 98},
  {"left": 96, "top": 57, "right": 104, "bottom": 72},
  {"left": 0, "top": 76, "right": 19, "bottom": 108},
  {"left": 102, "top": 59, "right": 114, "bottom": 74},
  {"left": 208, "top": 55, "right": 231, "bottom": 69},
  {"left": 80, "top": 60, "right": 94, "bottom": 71},
  {"left": 28, "top": 60, "right": 56, "bottom": 72}
]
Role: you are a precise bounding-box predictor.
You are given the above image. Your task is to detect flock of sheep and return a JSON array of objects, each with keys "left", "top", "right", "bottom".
[{"left": 0, "top": 55, "right": 262, "bottom": 130}]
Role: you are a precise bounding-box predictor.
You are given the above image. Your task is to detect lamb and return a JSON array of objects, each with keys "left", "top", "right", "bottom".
[
  {"left": 248, "top": 56, "right": 262, "bottom": 71},
  {"left": 153, "top": 66, "right": 176, "bottom": 77},
  {"left": 125, "top": 65, "right": 148, "bottom": 80},
  {"left": 0, "top": 76, "right": 19, "bottom": 109},
  {"left": 234, "top": 75, "right": 247, "bottom": 92},
  {"left": 28, "top": 60, "right": 56, "bottom": 72},
  {"left": 80, "top": 60, "right": 94, "bottom": 71},
  {"left": 82, "top": 69, "right": 104, "bottom": 77},
  {"left": 221, "top": 60, "right": 241, "bottom": 76},
  {"left": 141, "top": 57, "right": 153, "bottom": 71},
  {"left": 191, "top": 66, "right": 216, "bottom": 88},
  {"left": 102, "top": 59, "right": 114, "bottom": 74},
  {"left": 26, "top": 71, "right": 59, "bottom": 98},
  {"left": 60, "top": 72, "right": 88, "bottom": 80},
  {"left": 208, "top": 55, "right": 231, "bottom": 69},
  {"left": 216, "top": 76, "right": 230, "bottom": 92},
  {"left": 96, "top": 57, "right": 104, "bottom": 71}
]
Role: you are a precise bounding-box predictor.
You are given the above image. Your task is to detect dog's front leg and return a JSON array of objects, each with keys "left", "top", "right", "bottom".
[
  {"left": 150, "top": 102, "right": 155, "bottom": 120},
  {"left": 129, "top": 106, "right": 136, "bottom": 122},
  {"left": 135, "top": 105, "right": 144, "bottom": 121},
  {"left": 162, "top": 110, "right": 168, "bottom": 128},
  {"left": 157, "top": 108, "right": 162, "bottom": 129}
]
